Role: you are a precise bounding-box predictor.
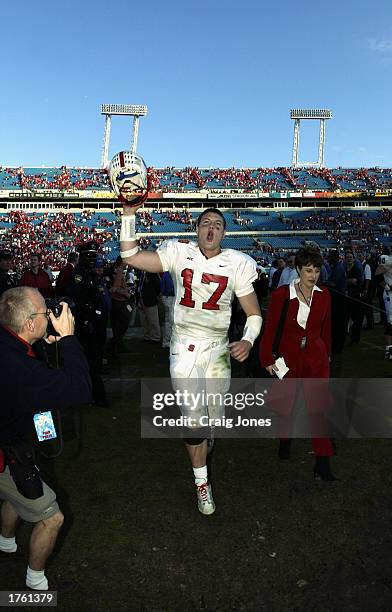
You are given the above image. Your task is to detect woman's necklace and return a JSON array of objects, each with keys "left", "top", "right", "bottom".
[{"left": 298, "top": 283, "right": 312, "bottom": 306}]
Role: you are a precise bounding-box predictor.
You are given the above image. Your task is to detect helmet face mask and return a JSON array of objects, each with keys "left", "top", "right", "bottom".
[{"left": 109, "top": 151, "right": 148, "bottom": 203}]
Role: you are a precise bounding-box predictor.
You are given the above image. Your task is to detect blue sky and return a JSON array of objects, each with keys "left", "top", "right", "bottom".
[{"left": 1, "top": 0, "right": 391, "bottom": 168}]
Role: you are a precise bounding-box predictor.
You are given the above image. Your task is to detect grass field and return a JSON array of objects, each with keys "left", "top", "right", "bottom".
[{"left": 2, "top": 325, "right": 392, "bottom": 611}]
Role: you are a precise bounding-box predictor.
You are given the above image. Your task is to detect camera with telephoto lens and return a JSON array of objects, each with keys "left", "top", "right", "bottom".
[{"left": 45, "top": 296, "right": 76, "bottom": 336}]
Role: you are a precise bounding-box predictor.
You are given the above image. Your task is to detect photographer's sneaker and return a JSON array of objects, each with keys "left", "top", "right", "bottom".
[{"left": 196, "top": 481, "right": 216, "bottom": 515}]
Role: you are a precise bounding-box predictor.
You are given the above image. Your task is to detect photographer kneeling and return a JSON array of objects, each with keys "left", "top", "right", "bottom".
[{"left": 0, "top": 287, "right": 92, "bottom": 591}]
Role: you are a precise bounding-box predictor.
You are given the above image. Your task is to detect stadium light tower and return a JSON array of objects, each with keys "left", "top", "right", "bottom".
[
  {"left": 100, "top": 103, "right": 148, "bottom": 168},
  {"left": 290, "top": 109, "right": 332, "bottom": 169}
]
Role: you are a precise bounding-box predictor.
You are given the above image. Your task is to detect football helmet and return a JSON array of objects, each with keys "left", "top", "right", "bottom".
[{"left": 109, "top": 151, "right": 148, "bottom": 203}]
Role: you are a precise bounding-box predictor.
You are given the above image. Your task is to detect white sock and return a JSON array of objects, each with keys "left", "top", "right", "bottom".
[
  {"left": 0, "top": 534, "right": 17, "bottom": 552},
  {"left": 193, "top": 465, "right": 208, "bottom": 486},
  {"left": 26, "top": 566, "right": 48, "bottom": 591}
]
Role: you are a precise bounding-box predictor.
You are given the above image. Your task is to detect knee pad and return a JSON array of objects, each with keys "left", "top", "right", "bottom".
[{"left": 183, "top": 430, "right": 206, "bottom": 446}]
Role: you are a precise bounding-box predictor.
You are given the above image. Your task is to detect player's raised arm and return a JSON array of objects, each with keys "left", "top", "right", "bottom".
[
  {"left": 120, "top": 202, "right": 163, "bottom": 273},
  {"left": 110, "top": 151, "right": 163, "bottom": 274}
]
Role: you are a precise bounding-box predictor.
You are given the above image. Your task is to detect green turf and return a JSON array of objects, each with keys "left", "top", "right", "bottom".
[{"left": 2, "top": 332, "right": 392, "bottom": 611}]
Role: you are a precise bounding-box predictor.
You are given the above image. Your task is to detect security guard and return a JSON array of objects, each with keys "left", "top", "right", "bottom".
[{"left": 67, "top": 242, "right": 109, "bottom": 407}]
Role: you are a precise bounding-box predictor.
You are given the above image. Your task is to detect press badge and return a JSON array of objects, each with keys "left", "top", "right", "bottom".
[{"left": 33, "top": 411, "right": 57, "bottom": 442}]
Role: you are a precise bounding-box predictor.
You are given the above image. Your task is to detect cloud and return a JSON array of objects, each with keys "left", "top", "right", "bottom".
[{"left": 367, "top": 38, "right": 392, "bottom": 52}]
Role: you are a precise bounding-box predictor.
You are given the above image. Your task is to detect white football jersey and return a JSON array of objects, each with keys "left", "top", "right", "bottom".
[{"left": 157, "top": 239, "right": 257, "bottom": 339}]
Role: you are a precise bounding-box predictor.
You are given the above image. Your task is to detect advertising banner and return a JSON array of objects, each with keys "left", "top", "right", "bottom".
[
  {"left": 208, "top": 193, "right": 259, "bottom": 200},
  {"left": 163, "top": 192, "right": 206, "bottom": 199},
  {"left": 92, "top": 190, "right": 115, "bottom": 199}
]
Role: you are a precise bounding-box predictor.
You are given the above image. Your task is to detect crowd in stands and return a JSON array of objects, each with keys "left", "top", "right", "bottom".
[
  {"left": 0, "top": 208, "right": 391, "bottom": 274},
  {"left": 3, "top": 165, "right": 392, "bottom": 193},
  {"left": 148, "top": 167, "right": 283, "bottom": 192},
  {"left": 134, "top": 209, "right": 197, "bottom": 233},
  {"left": 0, "top": 211, "right": 114, "bottom": 273},
  {"left": 146, "top": 166, "right": 392, "bottom": 193},
  {"left": 285, "top": 209, "right": 391, "bottom": 245},
  {"left": 0, "top": 167, "right": 110, "bottom": 191},
  {"left": 234, "top": 211, "right": 253, "bottom": 227}
]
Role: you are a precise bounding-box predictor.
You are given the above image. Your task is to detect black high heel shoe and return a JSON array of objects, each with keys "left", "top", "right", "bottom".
[
  {"left": 278, "top": 439, "right": 292, "bottom": 460},
  {"left": 314, "top": 456, "right": 337, "bottom": 482}
]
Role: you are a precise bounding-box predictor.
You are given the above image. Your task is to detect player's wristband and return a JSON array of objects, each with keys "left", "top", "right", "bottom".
[
  {"left": 120, "top": 215, "right": 137, "bottom": 242},
  {"left": 241, "top": 314, "right": 262, "bottom": 347},
  {"left": 121, "top": 246, "right": 139, "bottom": 258}
]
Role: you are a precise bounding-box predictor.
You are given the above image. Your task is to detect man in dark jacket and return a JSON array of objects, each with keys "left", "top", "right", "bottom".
[
  {"left": 0, "top": 286, "right": 92, "bottom": 590},
  {"left": 138, "top": 271, "right": 161, "bottom": 343},
  {"left": 67, "top": 242, "right": 108, "bottom": 406},
  {"left": 55, "top": 251, "right": 79, "bottom": 297},
  {"left": 0, "top": 251, "right": 17, "bottom": 297}
]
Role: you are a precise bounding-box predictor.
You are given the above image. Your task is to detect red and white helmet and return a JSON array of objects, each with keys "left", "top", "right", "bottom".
[{"left": 109, "top": 151, "right": 148, "bottom": 203}]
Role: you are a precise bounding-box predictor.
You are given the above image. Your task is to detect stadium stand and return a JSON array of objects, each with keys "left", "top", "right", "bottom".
[
  {"left": 0, "top": 207, "right": 390, "bottom": 273},
  {"left": 2, "top": 165, "right": 392, "bottom": 192},
  {"left": 0, "top": 167, "right": 110, "bottom": 190}
]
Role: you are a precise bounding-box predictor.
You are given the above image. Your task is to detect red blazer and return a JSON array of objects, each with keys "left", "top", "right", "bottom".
[{"left": 259, "top": 284, "right": 331, "bottom": 378}]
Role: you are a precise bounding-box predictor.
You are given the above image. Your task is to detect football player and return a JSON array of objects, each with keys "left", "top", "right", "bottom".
[{"left": 111, "top": 155, "right": 262, "bottom": 515}]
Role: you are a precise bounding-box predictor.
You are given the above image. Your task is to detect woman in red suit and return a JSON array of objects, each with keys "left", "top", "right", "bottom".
[{"left": 259, "top": 247, "right": 336, "bottom": 481}]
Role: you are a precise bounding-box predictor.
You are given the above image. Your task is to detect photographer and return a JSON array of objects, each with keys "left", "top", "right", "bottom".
[{"left": 0, "top": 287, "right": 92, "bottom": 590}]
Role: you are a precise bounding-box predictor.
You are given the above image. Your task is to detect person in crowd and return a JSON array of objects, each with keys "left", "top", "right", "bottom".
[
  {"left": 67, "top": 243, "right": 109, "bottom": 407},
  {"left": 94, "top": 257, "right": 112, "bottom": 368},
  {"left": 43, "top": 265, "right": 54, "bottom": 284},
  {"left": 375, "top": 249, "right": 389, "bottom": 327},
  {"left": 254, "top": 265, "right": 269, "bottom": 302},
  {"left": 375, "top": 248, "right": 392, "bottom": 360},
  {"left": 270, "top": 258, "right": 285, "bottom": 290},
  {"left": 108, "top": 256, "right": 132, "bottom": 353},
  {"left": 268, "top": 259, "right": 278, "bottom": 289},
  {"left": 0, "top": 251, "right": 17, "bottom": 296},
  {"left": 357, "top": 252, "right": 374, "bottom": 330},
  {"left": 324, "top": 250, "right": 347, "bottom": 354},
  {"left": 160, "top": 271, "right": 175, "bottom": 348},
  {"left": 259, "top": 247, "right": 336, "bottom": 481},
  {"left": 344, "top": 249, "right": 364, "bottom": 346},
  {"left": 0, "top": 287, "right": 91, "bottom": 590},
  {"left": 118, "top": 200, "right": 261, "bottom": 516},
  {"left": 138, "top": 271, "right": 162, "bottom": 344},
  {"left": 55, "top": 252, "right": 79, "bottom": 297},
  {"left": 278, "top": 254, "right": 298, "bottom": 287},
  {"left": 20, "top": 253, "right": 53, "bottom": 298}
]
